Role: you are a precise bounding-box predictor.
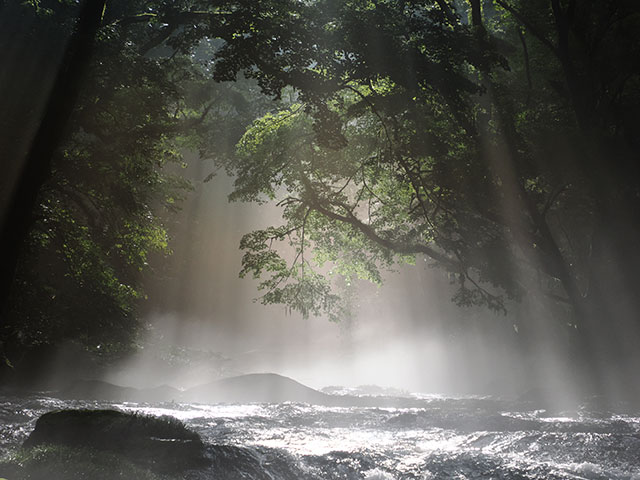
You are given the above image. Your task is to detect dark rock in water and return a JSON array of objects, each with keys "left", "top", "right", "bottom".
[
  {"left": 386, "top": 412, "right": 420, "bottom": 427},
  {"left": 59, "top": 379, "right": 138, "bottom": 401},
  {"left": 184, "top": 373, "right": 331, "bottom": 404},
  {"left": 184, "top": 373, "right": 428, "bottom": 408},
  {"left": 24, "top": 409, "right": 208, "bottom": 472},
  {"left": 140, "top": 384, "right": 183, "bottom": 402},
  {"left": 58, "top": 374, "right": 424, "bottom": 408},
  {"left": 58, "top": 379, "right": 181, "bottom": 403}
]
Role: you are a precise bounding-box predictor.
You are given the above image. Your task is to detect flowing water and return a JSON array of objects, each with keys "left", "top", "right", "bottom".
[{"left": 2, "top": 391, "right": 640, "bottom": 479}]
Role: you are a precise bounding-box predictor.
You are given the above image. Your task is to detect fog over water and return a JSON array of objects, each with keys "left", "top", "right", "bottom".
[{"left": 102, "top": 168, "right": 572, "bottom": 398}]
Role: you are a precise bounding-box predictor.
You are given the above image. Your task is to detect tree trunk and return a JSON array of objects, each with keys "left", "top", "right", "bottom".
[
  {"left": 0, "top": 0, "right": 107, "bottom": 345},
  {"left": 468, "top": 0, "right": 483, "bottom": 28}
]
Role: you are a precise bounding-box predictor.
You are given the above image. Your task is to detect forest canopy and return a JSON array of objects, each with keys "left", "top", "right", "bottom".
[
  {"left": 1, "top": 0, "right": 639, "bottom": 376},
  {"left": 220, "top": 0, "right": 640, "bottom": 333}
]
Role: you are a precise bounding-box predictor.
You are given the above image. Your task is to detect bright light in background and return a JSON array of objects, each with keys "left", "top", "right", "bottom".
[
  {"left": 98, "top": 153, "right": 629, "bottom": 406},
  {"left": 102, "top": 167, "right": 532, "bottom": 395}
]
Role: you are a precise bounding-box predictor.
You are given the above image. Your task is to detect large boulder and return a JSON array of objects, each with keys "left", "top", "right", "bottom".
[
  {"left": 56, "top": 373, "right": 426, "bottom": 408},
  {"left": 23, "top": 409, "right": 208, "bottom": 473},
  {"left": 183, "top": 373, "right": 427, "bottom": 408},
  {"left": 184, "top": 373, "right": 332, "bottom": 404}
]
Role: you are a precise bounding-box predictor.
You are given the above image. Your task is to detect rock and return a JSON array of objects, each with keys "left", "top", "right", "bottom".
[
  {"left": 386, "top": 412, "right": 420, "bottom": 426},
  {"left": 58, "top": 379, "right": 138, "bottom": 402},
  {"left": 183, "top": 373, "right": 426, "bottom": 408},
  {"left": 23, "top": 409, "right": 208, "bottom": 472},
  {"left": 58, "top": 374, "right": 425, "bottom": 408},
  {"left": 183, "top": 372, "right": 331, "bottom": 404}
]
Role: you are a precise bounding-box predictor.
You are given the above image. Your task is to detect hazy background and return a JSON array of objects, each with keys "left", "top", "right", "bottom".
[{"left": 102, "top": 164, "right": 572, "bottom": 397}]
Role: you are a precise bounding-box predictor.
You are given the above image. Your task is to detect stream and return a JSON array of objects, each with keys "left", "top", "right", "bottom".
[{"left": 2, "top": 391, "right": 640, "bottom": 479}]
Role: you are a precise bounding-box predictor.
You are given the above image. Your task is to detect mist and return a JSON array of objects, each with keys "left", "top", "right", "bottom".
[
  {"left": 3, "top": 3, "right": 640, "bottom": 478},
  {"left": 100, "top": 168, "right": 569, "bottom": 399}
]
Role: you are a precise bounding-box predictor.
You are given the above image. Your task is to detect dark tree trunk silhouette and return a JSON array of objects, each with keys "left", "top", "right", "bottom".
[{"left": 0, "top": 0, "right": 107, "bottom": 347}]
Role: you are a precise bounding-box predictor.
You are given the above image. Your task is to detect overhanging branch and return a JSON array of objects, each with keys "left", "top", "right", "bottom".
[
  {"left": 301, "top": 179, "right": 460, "bottom": 271},
  {"left": 494, "top": 0, "right": 558, "bottom": 55}
]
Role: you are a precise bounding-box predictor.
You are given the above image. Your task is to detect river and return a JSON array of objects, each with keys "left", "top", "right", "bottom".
[{"left": 2, "top": 391, "right": 640, "bottom": 479}]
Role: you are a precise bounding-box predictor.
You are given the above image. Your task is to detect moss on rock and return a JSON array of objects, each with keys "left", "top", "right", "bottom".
[
  {"left": 0, "top": 444, "right": 164, "bottom": 480},
  {"left": 20, "top": 409, "right": 208, "bottom": 474}
]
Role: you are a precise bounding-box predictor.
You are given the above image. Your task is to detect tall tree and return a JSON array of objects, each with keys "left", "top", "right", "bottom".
[
  {"left": 0, "top": 0, "right": 233, "bottom": 366},
  {"left": 2, "top": 0, "right": 638, "bottom": 389},
  {"left": 210, "top": 0, "right": 640, "bottom": 382},
  {"left": 0, "top": 0, "right": 107, "bottom": 341}
]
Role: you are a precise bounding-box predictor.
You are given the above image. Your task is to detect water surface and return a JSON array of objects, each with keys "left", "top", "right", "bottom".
[{"left": 2, "top": 392, "right": 640, "bottom": 479}]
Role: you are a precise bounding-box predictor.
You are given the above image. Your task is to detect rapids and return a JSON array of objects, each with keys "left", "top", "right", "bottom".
[{"left": 2, "top": 391, "right": 640, "bottom": 479}]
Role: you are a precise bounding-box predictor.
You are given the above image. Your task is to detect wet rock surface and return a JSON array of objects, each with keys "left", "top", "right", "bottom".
[{"left": 23, "top": 409, "right": 208, "bottom": 472}]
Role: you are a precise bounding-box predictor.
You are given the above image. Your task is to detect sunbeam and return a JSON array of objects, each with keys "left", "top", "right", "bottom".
[{"left": 2, "top": 1, "right": 640, "bottom": 479}]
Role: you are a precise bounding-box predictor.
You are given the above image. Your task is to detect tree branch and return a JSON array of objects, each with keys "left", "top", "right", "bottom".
[
  {"left": 518, "top": 27, "right": 533, "bottom": 103},
  {"left": 542, "top": 183, "right": 569, "bottom": 217},
  {"left": 495, "top": 0, "right": 557, "bottom": 54},
  {"left": 467, "top": 0, "right": 483, "bottom": 28},
  {"left": 434, "top": 0, "right": 458, "bottom": 25},
  {"left": 301, "top": 179, "right": 460, "bottom": 271}
]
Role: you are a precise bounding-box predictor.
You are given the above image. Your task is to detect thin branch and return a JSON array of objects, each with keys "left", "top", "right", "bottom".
[
  {"left": 397, "top": 155, "right": 437, "bottom": 231},
  {"left": 335, "top": 171, "right": 357, "bottom": 196},
  {"left": 542, "top": 183, "right": 569, "bottom": 217},
  {"left": 276, "top": 196, "right": 302, "bottom": 208},
  {"left": 495, "top": 0, "right": 557, "bottom": 54},
  {"left": 518, "top": 27, "right": 533, "bottom": 104},
  {"left": 111, "top": 12, "right": 157, "bottom": 27},
  {"left": 360, "top": 163, "right": 387, "bottom": 207},
  {"left": 468, "top": 0, "right": 483, "bottom": 28},
  {"left": 300, "top": 208, "right": 311, "bottom": 278},
  {"left": 434, "top": 0, "right": 459, "bottom": 25},
  {"left": 343, "top": 84, "right": 394, "bottom": 155},
  {"left": 545, "top": 291, "right": 572, "bottom": 305},
  {"left": 465, "top": 271, "right": 506, "bottom": 311},
  {"left": 302, "top": 178, "right": 460, "bottom": 271},
  {"left": 139, "top": 24, "right": 178, "bottom": 55}
]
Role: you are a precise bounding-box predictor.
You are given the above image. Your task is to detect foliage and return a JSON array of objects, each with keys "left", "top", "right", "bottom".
[
  {"left": 215, "top": 0, "right": 640, "bottom": 326},
  {"left": 0, "top": 445, "right": 164, "bottom": 480},
  {"left": 2, "top": 0, "right": 639, "bottom": 364},
  {"left": 0, "top": 0, "right": 224, "bottom": 361}
]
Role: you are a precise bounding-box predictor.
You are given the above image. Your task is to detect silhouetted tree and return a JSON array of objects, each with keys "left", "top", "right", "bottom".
[{"left": 213, "top": 0, "right": 640, "bottom": 376}]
